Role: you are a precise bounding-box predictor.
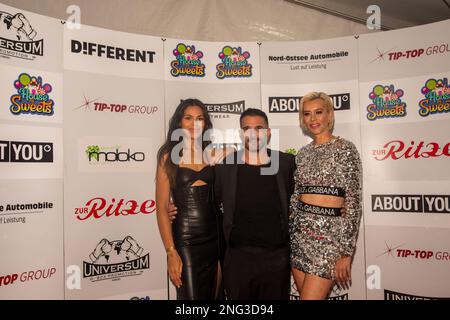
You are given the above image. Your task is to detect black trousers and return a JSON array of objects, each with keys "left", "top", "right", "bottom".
[{"left": 223, "top": 245, "right": 290, "bottom": 300}]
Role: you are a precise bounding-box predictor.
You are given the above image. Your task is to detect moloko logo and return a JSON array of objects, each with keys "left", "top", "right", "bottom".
[
  {"left": 269, "top": 94, "right": 350, "bottom": 113},
  {"left": 0, "top": 140, "right": 53, "bottom": 162},
  {"left": 85, "top": 145, "right": 145, "bottom": 162},
  {"left": 371, "top": 140, "right": 450, "bottom": 161}
]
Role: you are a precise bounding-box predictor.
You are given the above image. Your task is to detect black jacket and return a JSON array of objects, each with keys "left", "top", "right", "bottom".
[{"left": 214, "top": 148, "right": 296, "bottom": 267}]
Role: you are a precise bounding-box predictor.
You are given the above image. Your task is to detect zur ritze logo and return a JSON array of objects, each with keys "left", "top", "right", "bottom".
[
  {"left": 0, "top": 140, "right": 53, "bottom": 162},
  {"left": 10, "top": 73, "right": 54, "bottom": 116},
  {"left": 419, "top": 77, "right": 450, "bottom": 117},
  {"left": 0, "top": 11, "right": 43, "bottom": 60},
  {"left": 384, "top": 289, "right": 450, "bottom": 300},
  {"left": 216, "top": 46, "right": 252, "bottom": 79},
  {"left": 366, "top": 84, "right": 406, "bottom": 120},
  {"left": 269, "top": 93, "right": 350, "bottom": 113},
  {"left": 371, "top": 140, "right": 450, "bottom": 161},
  {"left": 74, "top": 197, "right": 156, "bottom": 221},
  {"left": 85, "top": 145, "right": 145, "bottom": 163},
  {"left": 84, "top": 236, "right": 149, "bottom": 282},
  {"left": 170, "top": 43, "right": 205, "bottom": 77}
]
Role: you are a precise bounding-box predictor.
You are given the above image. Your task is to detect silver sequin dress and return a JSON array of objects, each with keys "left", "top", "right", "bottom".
[{"left": 289, "top": 136, "right": 362, "bottom": 280}]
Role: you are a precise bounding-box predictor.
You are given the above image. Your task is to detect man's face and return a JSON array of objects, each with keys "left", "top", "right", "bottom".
[{"left": 240, "top": 115, "right": 271, "bottom": 152}]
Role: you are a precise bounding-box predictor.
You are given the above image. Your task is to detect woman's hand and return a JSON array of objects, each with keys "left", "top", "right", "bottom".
[
  {"left": 167, "top": 250, "right": 183, "bottom": 288},
  {"left": 335, "top": 256, "right": 352, "bottom": 290}
]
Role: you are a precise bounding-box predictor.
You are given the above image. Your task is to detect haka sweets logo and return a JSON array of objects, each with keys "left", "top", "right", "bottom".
[
  {"left": 170, "top": 43, "right": 205, "bottom": 77},
  {"left": 419, "top": 77, "right": 450, "bottom": 117},
  {"left": 216, "top": 46, "right": 252, "bottom": 79},
  {"left": 10, "top": 73, "right": 54, "bottom": 116},
  {"left": 367, "top": 84, "right": 406, "bottom": 121}
]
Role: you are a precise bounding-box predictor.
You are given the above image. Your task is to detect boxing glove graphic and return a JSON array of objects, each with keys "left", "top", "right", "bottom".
[{"left": 89, "top": 238, "right": 113, "bottom": 263}]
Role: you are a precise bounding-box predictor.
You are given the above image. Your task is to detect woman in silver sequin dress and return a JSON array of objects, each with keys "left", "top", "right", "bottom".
[{"left": 289, "top": 92, "right": 362, "bottom": 300}]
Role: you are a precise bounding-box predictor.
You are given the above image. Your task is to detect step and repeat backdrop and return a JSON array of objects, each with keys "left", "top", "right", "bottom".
[{"left": 0, "top": 3, "right": 449, "bottom": 300}]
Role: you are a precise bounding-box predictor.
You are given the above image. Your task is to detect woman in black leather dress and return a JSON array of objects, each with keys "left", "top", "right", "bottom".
[{"left": 155, "top": 98, "right": 222, "bottom": 300}]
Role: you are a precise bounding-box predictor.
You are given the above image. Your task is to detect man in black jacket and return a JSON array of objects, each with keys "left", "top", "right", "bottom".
[{"left": 215, "top": 108, "right": 295, "bottom": 300}]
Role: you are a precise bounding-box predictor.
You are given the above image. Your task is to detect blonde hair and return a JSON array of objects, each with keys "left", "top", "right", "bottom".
[{"left": 299, "top": 92, "right": 335, "bottom": 133}]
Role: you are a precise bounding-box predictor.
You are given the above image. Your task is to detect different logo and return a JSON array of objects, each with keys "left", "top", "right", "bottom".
[
  {"left": 74, "top": 197, "right": 156, "bottom": 221},
  {"left": 269, "top": 93, "right": 350, "bottom": 113},
  {"left": 367, "top": 85, "right": 406, "bottom": 120},
  {"left": 0, "top": 11, "right": 43, "bottom": 60},
  {"left": 0, "top": 140, "right": 53, "bottom": 162},
  {"left": 384, "top": 290, "right": 450, "bottom": 300},
  {"left": 372, "top": 195, "right": 450, "bottom": 214},
  {"left": 419, "top": 78, "right": 450, "bottom": 117},
  {"left": 10, "top": 73, "right": 54, "bottom": 116},
  {"left": 85, "top": 145, "right": 145, "bottom": 163},
  {"left": 84, "top": 236, "right": 149, "bottom": 282},
  {"left": 216, "top": 46, "right": 252, "bottom": 79},
  {"left": 371, "top": 140, "right": 450, "bottom": 161},
  {"left": 71, "top": 40, "right": 155, "bottom": 63},
  {"left": 170, "top": 43, "right": 205, "bottom": 77}
]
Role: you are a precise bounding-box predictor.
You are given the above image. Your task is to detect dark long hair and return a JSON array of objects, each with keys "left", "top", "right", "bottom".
[{"left": 157, "top": 99, "right": 213, "bottom": 187}]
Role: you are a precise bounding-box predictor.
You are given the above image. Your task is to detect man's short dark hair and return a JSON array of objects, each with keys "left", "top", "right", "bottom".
[{"left": 239, "top": 108, "right": 269, "bottom": 128}]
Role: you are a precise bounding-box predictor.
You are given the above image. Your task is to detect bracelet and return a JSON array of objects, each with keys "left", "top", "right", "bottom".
[{"left": 166, "top": 245, "right": 176, "bottom": 254}]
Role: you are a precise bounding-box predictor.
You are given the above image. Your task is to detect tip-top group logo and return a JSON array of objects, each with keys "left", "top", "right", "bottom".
[
  {"left": 384, "top": 289, "right": 450, "bottom": 300},
  {"left": 379, "top": 242, "right": 449, "bottom": 262},
  {"left": 84, "top": 236, "right": 149, "bottom": 282},
  {"left": 216, "top": 46, "right": 252, "bottom": 79},
  {"left": 0, "top": 11, "right": 43, "bottom": 60},
  {"left": 171, "top": 43, "right": 205, "bottom": 77},
  {"left": 75, "top": 96, "right": 158, "bottom": 116},
  {"left": 269, "top": 93, "right": 350, "bottom": 113},
  {"left": 419, "top": 77, "right": 450, "bottom": 117},
  {"left": 85, "top": 145, "right": 145, "bottom": 163},
  {"left": 0, "top": 140, "right": 53, "bottom": 162},
  {"left": 367, "top": 84, "right": 406, "bottom": 120},
  {"left": 10, "top": 73, "right": 54, "bottom": 116}
]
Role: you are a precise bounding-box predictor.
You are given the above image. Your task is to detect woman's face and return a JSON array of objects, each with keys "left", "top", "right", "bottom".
[
  {"left": 302, "top": 98, "right": 332, "bottom": 136},
  {"left": 181, "top": 105, "right": 205, "bottom": 139}
]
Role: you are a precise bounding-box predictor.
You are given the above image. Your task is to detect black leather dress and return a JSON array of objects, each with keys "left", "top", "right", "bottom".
[{"left": 171, "top": 165, "right": 219, "bottom": 300}]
